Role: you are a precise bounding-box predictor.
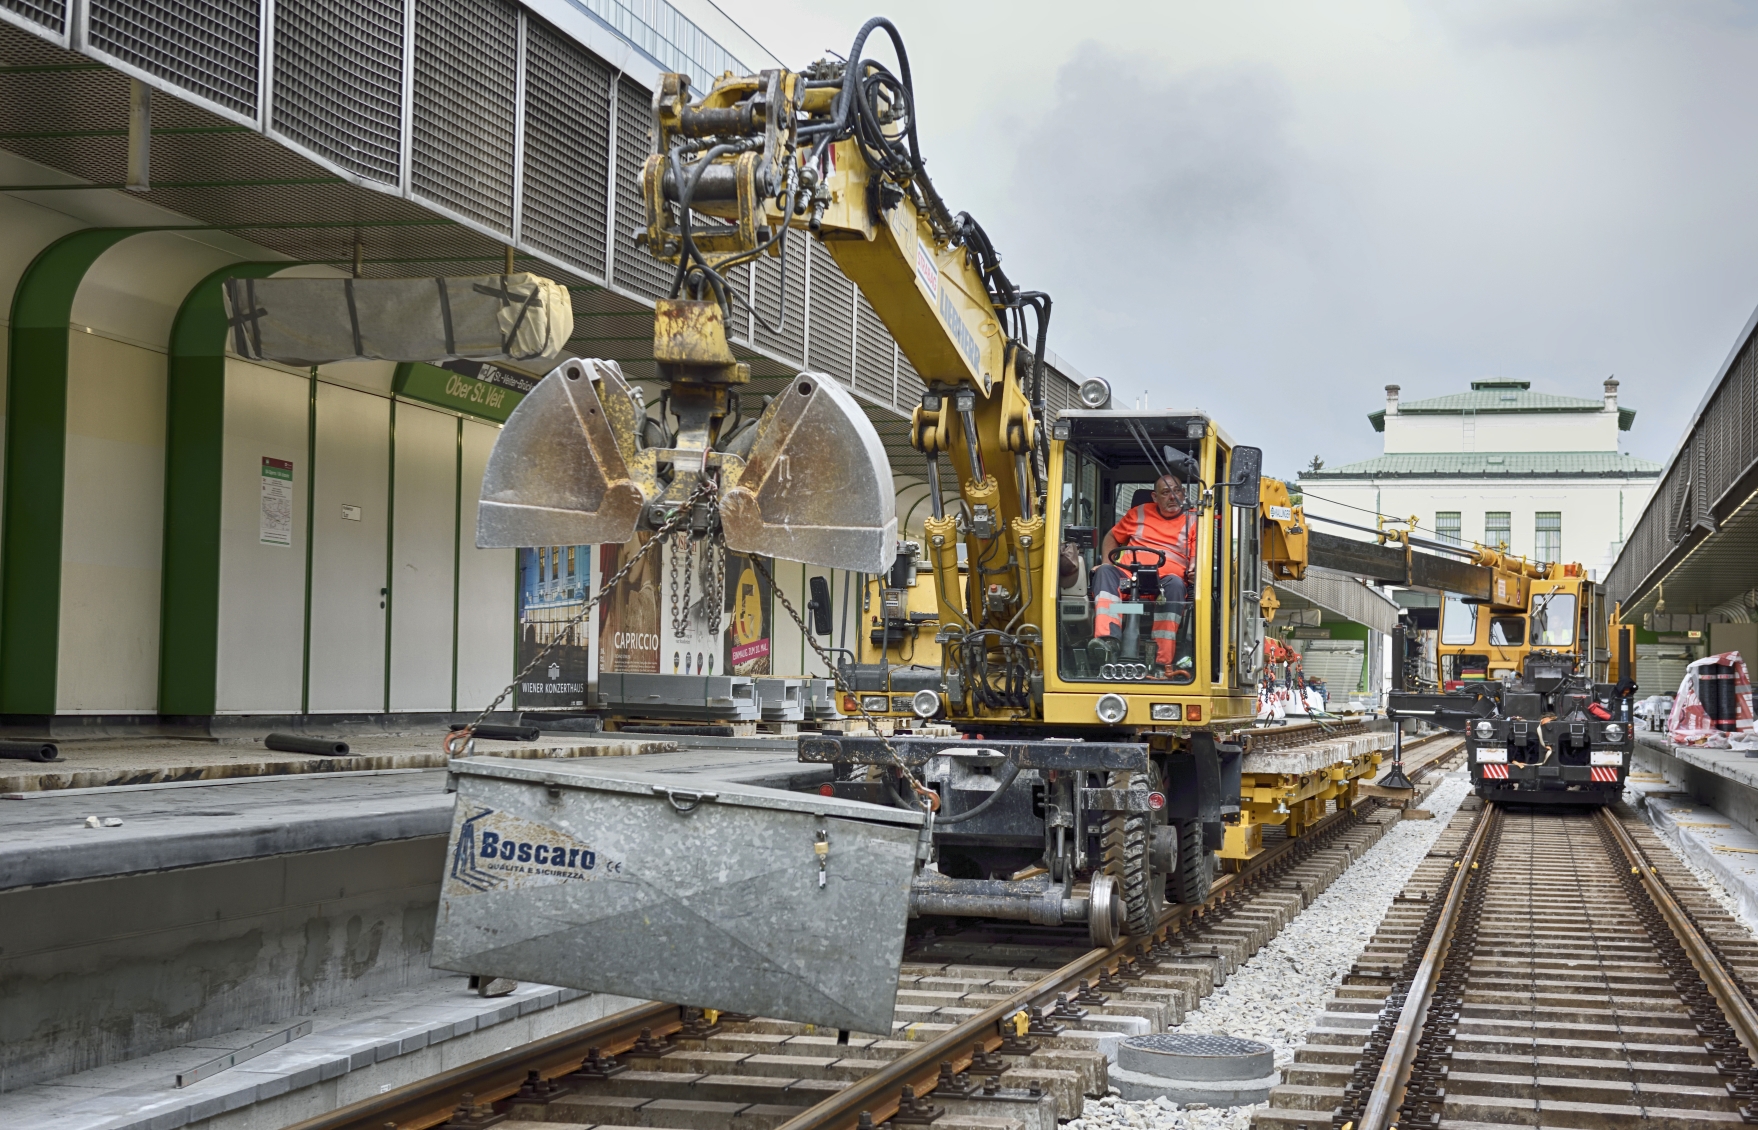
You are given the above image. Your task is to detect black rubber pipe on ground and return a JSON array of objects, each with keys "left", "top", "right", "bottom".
[
  {"left": 0, "top": 740, "right": 60, "bottom": 762},
  {"left": 264, "top": 733, "right": 351, "bottom": 756},
  {"left": 447, "top": 723, "right": 541, "bottom": 742}
]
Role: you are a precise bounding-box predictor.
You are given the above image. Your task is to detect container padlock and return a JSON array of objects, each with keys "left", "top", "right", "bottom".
[{"left": 815, "top": 830, "right": 829, "bottom": 888}]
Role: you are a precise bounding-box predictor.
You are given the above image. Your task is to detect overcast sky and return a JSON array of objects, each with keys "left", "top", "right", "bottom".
[{"left": 725, "top": 0, "right": 1758, "bottom": 479}]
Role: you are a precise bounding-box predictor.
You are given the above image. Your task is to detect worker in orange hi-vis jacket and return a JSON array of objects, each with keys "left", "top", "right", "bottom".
[{"left": 1092, "top": 467, "right": 1198, "bottom": 670}]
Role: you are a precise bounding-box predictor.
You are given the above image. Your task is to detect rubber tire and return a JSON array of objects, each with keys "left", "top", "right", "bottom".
[
  {"left": 1102, "top": 770, "right": 1166, "bottom": 936},
  {"left": 1172, "top": 819, "right": 1215, "bottom": 905}
]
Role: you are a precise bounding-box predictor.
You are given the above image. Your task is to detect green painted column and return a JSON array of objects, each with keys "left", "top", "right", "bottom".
[
  {"left": 0, "top": 228, "right": 151, "bottom": 715},
  {"left": 158, "top": 261, "right": 291, "bottom": 715}
]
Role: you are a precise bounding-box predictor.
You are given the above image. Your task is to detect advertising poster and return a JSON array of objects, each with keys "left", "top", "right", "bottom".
[
  {"left": 515, "top": 544, "right": 591, "bottom": 709},
  {"left": 725, "top": 551, "right": 773, "bottom": 676},
  {"left": 597, "top": 532, "right": 663, "bottom": 673}
]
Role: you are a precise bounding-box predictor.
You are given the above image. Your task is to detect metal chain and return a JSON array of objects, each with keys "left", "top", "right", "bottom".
[
  {"left": 700, "top": 537, "right": 723, "bottom": 638},
  {"left": 668, "top": 531, "right": 684, "bottom": 639},
  {"left": 680, "top": 536, "right": 694, "bottom": 637},
  {"left": 448, "top": 478, "right": 719, "bottom": 754},
  {"left": 744, "top": 554, "right": 933, "bottom": 808},
  {"left": 699, "top": 537, "right": 720, "bottom": 632}
]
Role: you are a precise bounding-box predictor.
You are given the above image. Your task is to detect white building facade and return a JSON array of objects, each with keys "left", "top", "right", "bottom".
[{"left": 1300, "top": 379, "right": 1660, "bottom": 576}]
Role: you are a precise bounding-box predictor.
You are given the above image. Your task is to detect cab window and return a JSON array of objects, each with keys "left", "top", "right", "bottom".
[
  {"left": 1440, "top": 594, "right": 1477, "bottom": 645},
  {"left": 1530, "top": 592, "right": 1576, "bottom": 647},
  {"left": 1489, "top": 617, "right": 1525, "bottom": 646}
]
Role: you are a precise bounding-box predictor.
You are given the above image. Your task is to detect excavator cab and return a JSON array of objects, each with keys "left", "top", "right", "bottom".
[{"left": 1053, "top": 418, "right": 1205, "bottom": 687}]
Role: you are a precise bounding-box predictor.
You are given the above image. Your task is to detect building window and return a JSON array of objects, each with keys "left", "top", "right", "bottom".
[
  {"left": 1535, "top": 512, "right": 1561, "bottom": 564},
  {"left": 1435, "top": 511, "right": 1461, "bottom": 546},
  {"left": 1484, "top": 511, "right": 1510, "bottom": 551}
]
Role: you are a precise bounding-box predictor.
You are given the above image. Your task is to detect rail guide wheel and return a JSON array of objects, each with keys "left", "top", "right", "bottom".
[{"left": 1103, "top": 768, "right": 1168, "bottom": 936}]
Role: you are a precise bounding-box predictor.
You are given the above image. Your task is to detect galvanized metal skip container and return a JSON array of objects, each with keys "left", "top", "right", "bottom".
[{"left": 432, "top": 758, "right": 923, "bottom": 1035}]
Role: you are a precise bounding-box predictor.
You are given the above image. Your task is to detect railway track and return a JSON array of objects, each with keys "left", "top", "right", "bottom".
[
  {"left": 1256, "top": 797, "right": 1758, "bottom": 1130},
  {"left": 286, "top": 744, "right": 1453, "bottom": 1130}
]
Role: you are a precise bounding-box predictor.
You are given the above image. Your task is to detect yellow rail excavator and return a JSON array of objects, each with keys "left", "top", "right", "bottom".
[{"left": 473, "top": 19, "right": 1594, "bottom": 944}]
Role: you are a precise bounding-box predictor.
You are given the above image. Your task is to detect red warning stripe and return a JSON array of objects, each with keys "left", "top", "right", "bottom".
[
  {"left": 1590, "top": 766, "right": 1621, "bottom": 783},
  {"left": 1480, "top": 763, "right": 1509, "bottom": 780}
]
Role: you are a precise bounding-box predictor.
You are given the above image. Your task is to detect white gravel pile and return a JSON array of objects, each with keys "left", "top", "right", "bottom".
[{"left": 1065, "top": 775, "right": 1474, "bottom": 1130}]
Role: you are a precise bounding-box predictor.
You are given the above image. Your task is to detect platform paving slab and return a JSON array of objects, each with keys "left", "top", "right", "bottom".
[
  {"left": 0, "top": 978, "right": 644, "bottom": 1130},
  {"left": 0, "top": 732, "right": 678, "bottom": 793}
]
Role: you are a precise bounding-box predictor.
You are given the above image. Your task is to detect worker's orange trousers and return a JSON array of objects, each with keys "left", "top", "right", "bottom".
[{"left": 1092, "top": 565, "right": 1187, "bottom": 666}]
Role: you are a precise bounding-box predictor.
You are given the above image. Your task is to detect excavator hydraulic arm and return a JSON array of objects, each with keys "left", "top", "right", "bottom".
[
  {"left": 561, "top": 17, "right": 1056, "bottom": 717},
  {"left": 1256, "top": 477, "right": 1540, "bottom": 612}
]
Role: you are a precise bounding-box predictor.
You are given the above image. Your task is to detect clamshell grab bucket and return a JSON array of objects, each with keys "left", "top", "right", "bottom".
[
  {"left": 476, "top": 360, "right": 897, "bottom": 575},
  {"left": 721, "top": 373, "right": 898, "bottom": 575},
  {"left": 476, "top": 358, "right": 645, "bottom": 550}
]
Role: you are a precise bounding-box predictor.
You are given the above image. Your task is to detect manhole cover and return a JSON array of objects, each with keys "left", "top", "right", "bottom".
[
  {"left": 1118, "top": 1033, "right": 1276, "bottom": 1084},
  {"left": 1128, "top": 1033, "right": 1269, "bottom": 1058}
]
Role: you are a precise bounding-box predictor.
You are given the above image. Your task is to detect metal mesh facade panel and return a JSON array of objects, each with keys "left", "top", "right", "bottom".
[
  {"left": 753, "top": 239, "right": 804, "bottom": 365},
  {"left": 611, "top": 74, "right": 669, "bottom": 299},
  {"left": 271, "top": 0, "right": 402, "bottom": 184},
  {"left": 412, "top": 0, "right": 516, "bottom": 235},
  {"left": 897, "top": 349, "right": 926, "bottom": 405},
  {"left": 854, "top": 294, "right": 894, "bottom": 406},
  {"left": 521, "top": 16, "right": 610, "bottom": 275},
  {"left": 806, "top": 243, "right": 852, "bottom": 383},
  {"left": 2, "top": 0, "right": 66, "bottom": 35},
  {"left": 1607, "top": 319, "right": 1758, "bottom": 603},
  {"left": 725, "top": 263, "right": 751, "bottom": 344},
  {"left": 1042, "top": 366, "right": 1073, "bottom": 424},
  {"left": 88, "top": 0, "right": 260, "bottom": 118}
]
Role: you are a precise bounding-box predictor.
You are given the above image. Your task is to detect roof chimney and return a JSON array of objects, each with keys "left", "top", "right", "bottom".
[
  {"left": 1603, "top": 377, "right": 1618, "bottom": 412},
  {"left": 1385, "top": 384, "right": 1400, "bottom": 415}
]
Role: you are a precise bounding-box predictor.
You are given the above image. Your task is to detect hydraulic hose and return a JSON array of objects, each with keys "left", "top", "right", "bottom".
[{"left": 932, "top": 759, "right": 1022, "bottom": 824}]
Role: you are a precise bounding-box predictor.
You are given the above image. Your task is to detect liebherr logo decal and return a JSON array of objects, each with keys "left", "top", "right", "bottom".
[{"left": 938, "top": 288, "right": 983, "bottom": 375}]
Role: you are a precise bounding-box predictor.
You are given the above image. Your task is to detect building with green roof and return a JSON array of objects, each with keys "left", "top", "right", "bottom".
[{"left": 1300, "top": 379, "right": 1660, "bottom": 577}]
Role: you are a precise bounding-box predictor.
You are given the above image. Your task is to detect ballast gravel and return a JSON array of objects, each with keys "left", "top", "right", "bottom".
[{"left": 1065, "top": 775, "right": 1474, "bottom": 1130}]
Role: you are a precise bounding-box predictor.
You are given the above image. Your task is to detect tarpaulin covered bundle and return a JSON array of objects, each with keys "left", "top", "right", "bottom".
[
  {"left": 1668, "top": 650, "right": 1758, "bottom": 748},
  {"left": 222, "top": 273, "right": 574, "bottom": 365}
]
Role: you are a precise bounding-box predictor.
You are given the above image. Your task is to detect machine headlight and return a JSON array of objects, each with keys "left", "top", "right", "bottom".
[
  {"left": 860, "top": 695, "right": 889, "bottom": 713},
  {"left": 1095, "top": 693, "right": 1129, "bottom": 725},
  {"left": 1473, "top": 720, "right": 1495, "bottom": 740},
  {"left": 1603, "top": 722, "right": 1625, "bottom": 743},
  {"left": 911, "top": 689, "right": 941, "bottom": 719},
  {"left": 1151, "top": 703, "right": 1183, "bottom": 722},
  {"left": 1078, "top": 377, "right": 1112, "bottom": 409}
]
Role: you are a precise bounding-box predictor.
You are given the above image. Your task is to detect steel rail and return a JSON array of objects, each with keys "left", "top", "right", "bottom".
[
  {"left": 279, "top": 1000, "right": 678, "bottom": 1130},
  {"left": 775, "top": 795, "right": 1379, "bottom": 1130},
  {"left": 285, "top": 788, "right": 1379, "bottom": 1130},
  {"left": 1400, "top": 733, "right": 1464, "bottom": 781},
  {"left": 1595, "top": 806, "right": 1758, "bottom": 1062},
  {"left": 1355, "top": 800, "right": 1500, "bottom": 1130}
]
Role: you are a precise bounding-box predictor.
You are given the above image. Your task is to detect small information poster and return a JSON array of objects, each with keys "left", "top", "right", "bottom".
[{"left": 260, "top": 457, "right": 293, "bottom": 545}]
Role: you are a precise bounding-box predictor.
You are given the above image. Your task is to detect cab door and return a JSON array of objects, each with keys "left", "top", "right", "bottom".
[{"left": 1233, "top": 475, "right": 1264, "bottom": 687}]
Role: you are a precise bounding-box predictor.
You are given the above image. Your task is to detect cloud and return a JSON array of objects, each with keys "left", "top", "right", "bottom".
[
  {"left": 748, "top": 1, "right": 1758, "bottom": 478},
  {"left": 1024, "top": 44, "right": 1298, "bottom": 251}
]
